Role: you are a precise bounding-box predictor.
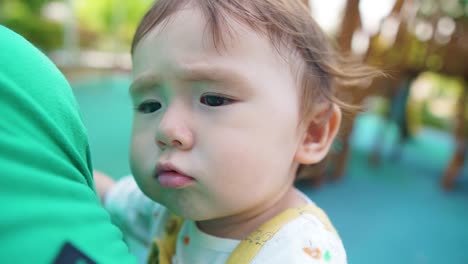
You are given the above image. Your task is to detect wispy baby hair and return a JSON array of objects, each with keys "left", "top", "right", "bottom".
[{"left": 132, "top": 0, "right": 375, "bottom": 118}]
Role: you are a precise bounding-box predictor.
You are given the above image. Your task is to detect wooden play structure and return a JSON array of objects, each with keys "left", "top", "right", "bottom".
[{"left": 304, "top": 0, "right": 468, "bottom": 190}]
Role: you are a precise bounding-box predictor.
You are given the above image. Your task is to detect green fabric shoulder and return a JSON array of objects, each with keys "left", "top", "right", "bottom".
[{"left": 0, "top": 26, "right": 136, "bottom": 264}]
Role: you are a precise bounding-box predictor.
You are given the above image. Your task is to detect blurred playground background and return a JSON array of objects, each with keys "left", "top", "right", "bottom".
[{"left": 2, "top": 0, "right": 467, "bottom": 263}]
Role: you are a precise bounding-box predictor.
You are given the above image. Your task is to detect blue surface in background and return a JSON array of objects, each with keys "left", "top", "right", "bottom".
[
  {"left": 72, "top": 75, "right": 468, "bottom": 264},
  {"left": 300, "top": 116, "right": 468, "bottom": 263}
]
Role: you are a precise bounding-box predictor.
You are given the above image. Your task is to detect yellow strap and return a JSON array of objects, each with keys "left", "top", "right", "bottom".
[
  {"left": 147, "top": 215, "right": 184, "bottom": 264},
  {"left": 226, "top": 204, "right": 337, "bottom": 264},
  {"left": 147, "top": 204, "right": 336, "bottom": 264}
]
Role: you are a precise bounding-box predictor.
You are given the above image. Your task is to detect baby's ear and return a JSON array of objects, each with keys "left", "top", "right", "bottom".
[{"left": 294, "top": 104, "right": 341, "bottom": 165}]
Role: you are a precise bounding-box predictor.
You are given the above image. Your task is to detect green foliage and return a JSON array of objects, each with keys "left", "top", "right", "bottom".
[
  {"left": 413, "top": 73, "right": 464, "bottom": 131},
  {"left": 0, "top": 0, "right": 152, "bottom": 52},
  {"left": 76, "top": 0, "right": 152, "bottom": 51},
  {"left": 420, "top": 103, "right": 451, "bottom": 130},
  {"left": 0, "top": 0, "right": 63, "bottom": 51},
  {"left": 418, "top": 0, "right": 468, "bottom": 18},
  {"left": 1, "top": 17, "right": 63, "bottom": 51}
]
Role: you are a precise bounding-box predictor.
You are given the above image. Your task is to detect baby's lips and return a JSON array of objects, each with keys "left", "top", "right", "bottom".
[
  {"left": 155, "top": 161, "right": 192, "bottom": 179},
  {"left": 157, "top": 171, "right": 195, "bottom": 188}
]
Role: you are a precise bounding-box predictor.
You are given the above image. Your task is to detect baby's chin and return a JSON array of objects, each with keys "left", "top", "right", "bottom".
[
  {"left": 137, "top": 181, "right": 240, "bottom": 220},
  {"left": 162, "top": 200, "right": 234, "bottom": 221},
  {"left": 163, "top": 203, "right": 217, "bottom": 220}
]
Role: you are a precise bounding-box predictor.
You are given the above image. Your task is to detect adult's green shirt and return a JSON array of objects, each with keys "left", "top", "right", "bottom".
[{"left": 0, "top": 26, "right": 136, "bottom": 264}]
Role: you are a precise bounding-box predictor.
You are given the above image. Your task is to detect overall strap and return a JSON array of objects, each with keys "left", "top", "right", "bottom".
[
  {"left": 226, "top": 204, "right": 337, "bottom": 264},
  {"left": 147, "top": 204, "right": 336, "bottom": 264},
  {"left": 147, "top": 215, "right": 183, "bottom": 264}
]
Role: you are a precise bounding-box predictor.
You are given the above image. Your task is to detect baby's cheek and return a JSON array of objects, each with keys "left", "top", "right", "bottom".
[
  {"left": 212, "top": 142, "right": 267, "bottom": 185},
  {"left": 129, "top": 151, "right": 144, "bottom": 181},
  {"left": 129, "top": 138, "right": 155, "bottom": 176}
]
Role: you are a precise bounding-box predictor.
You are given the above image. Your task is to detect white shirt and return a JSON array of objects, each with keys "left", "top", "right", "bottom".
[{"left": 105, "top": 176, "right": 347, "bottom": 263}]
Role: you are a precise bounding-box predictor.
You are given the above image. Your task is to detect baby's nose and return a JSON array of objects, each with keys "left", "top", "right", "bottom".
[
  {"left": 156, "top": 125, "right": 193, "bottom": 150},
  {"left": 156, "top": 137, "right": 184, "bottom": 149},
  {"left": 156, "top": 103, "right": 194, "bottom": 150}
]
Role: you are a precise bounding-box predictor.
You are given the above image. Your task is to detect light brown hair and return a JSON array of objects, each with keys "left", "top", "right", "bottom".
[{"left": 131, "top": 0, "right": 376, "bottom": 177}]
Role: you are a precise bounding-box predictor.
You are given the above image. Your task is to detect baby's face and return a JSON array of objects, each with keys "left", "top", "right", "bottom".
[{"left": 130, "top": 6, "right": 303, "bottom": 220}]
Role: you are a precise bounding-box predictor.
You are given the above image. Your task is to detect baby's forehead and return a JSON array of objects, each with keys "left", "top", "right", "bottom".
[
  {"left": 142, "top": 8, "right": 264, "bottom": 50},
  {"left": 133, "top": 7, "right": 300, "bottom": 78}
]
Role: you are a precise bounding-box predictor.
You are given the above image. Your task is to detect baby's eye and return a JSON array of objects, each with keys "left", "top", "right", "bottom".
[
  {"left": 136, "top": 101, "right": 162, "bottom": 113},
  {"left": 200, "top": 94, "right": 234, "bottom": 107}
]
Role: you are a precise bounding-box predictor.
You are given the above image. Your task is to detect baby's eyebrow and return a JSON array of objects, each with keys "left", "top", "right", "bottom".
[
  {"left": 130, "top": 63, "right": 251, "bottom": 94},
  {"left": 129, "top": 72, "right": 162, "bottom": 94},
  {"left": 180, "top": 64, "right": 231, "bottom": 81},
  {"left": 178, "top": 63, "right": 251, "bottom": 90}
]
